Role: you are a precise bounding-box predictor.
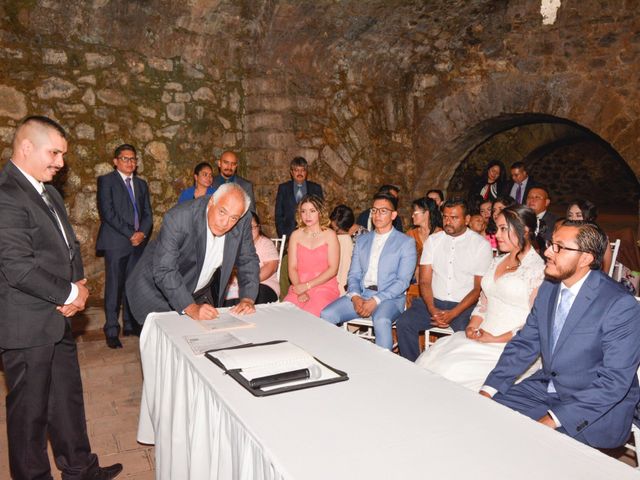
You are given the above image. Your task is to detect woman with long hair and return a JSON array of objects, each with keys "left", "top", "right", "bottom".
[
  {"left": 283, "top": 194, "right": 340, "bottom": 316},
  {"left": 407, "top": 197, "right": 442, "bottom": 283},
  {"left": 415, "top": 205, "right": 545, "bottom": 390},
  {"left": 469, "top": 159, "right": 507, "bottom": 202},
  {"left": 177, "top": 162, "right": 215, "bottom": 203}
]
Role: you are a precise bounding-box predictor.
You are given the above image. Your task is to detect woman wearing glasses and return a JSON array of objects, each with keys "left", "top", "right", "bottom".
[
  {"left": 283, "top": 194, "right": 340, "bottom": 316},
  {"left": 177, "top": 162, "right": 215, "bottom": 203},
  {"left": 416, "top": 205, "right": 545, "bottom": 390}
]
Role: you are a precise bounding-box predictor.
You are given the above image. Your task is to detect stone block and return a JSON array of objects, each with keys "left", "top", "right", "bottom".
[
  {"left": 244, "top": 112, "right": 284, "bottom": 131},
  {"left": 192, "top": 87, "right": 216, "bottom": 102},
  {"left": 242, "top": 77, "right": 283, "bottom": 95},
  {"left": 97, "top": 88, "right": 128, "bottom": 106},
  {"left": 133, "top": 122, "right": 154, "bottom": 142},
  {"left": 157, "top": 125, "right": 180, "bottom": 139},
  {"left": 161, "top": 91, "right": 172, "bottom": 103},
  {"left": 164, "top": 82, "right": 183, "bottom": 91},
  {"left": 77, "top": 74, "right": 96, "bottom": 85},
  {"left": 148, "top": 57, "right": 173, "bottom": 71},
  {"left": 85, "top": 52, "right": 115, "bottom": 69},
  {"left": 321, "top": 145, "right": 348, "bottom": 178},
  {"left": 42, "top": 48, "right": 67, "bottom": 65},
  {"left": 229, "top": 89, "right": 241, "bottom": 113},
  {"left": 245, "top": 131, "right": 296, "bottom": 149},
  {"left": 81, "top": 88, "right": 95, "bottom": 106},
  {"left": 58, "top": 102, "right": 87, "bottom": 114},
  {"left": 294, "top": 96, "right": 325, "bottom": 113},
  {"left": 0, "top": 47, "right": 24, "bottom": 59},
  {"left": 0, "top": 85, "right": 27, "bottom": 119},
  {"left": 286, "top": 147, "right": 318, "bottom": 164},
  {"left": 0, "top": 127, "right": 14, "bottom": 143},
  {"left": 36, "top": 77, "right": 78, "bottom": 99},
  {"left": 138, "top": 106, "right": 157, "bottom": 118},
  {"left": 145, "top": 141, "right": 169, "bottom": 175},
  {"left": 103, "top": 123, "right": 119, "bottom": 135},
  {"left": 174, "top": 92, "right": 191, "bottom": 102},
  {"left": 167, "top": 102, "right": 185, "bottom": 121},
  {"left": 76, "top": 123, "right": 95, "bottom": 140},
  {"left": 183, "top": 62, "right": 205, "bottom": 79},
  {"left": 218, "top": 115, "right": 231, "bottom": 130}
]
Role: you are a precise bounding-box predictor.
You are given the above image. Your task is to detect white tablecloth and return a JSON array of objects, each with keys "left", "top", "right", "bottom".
[{"left": 138, "top": 302, "right": 639, "bottom": 479}]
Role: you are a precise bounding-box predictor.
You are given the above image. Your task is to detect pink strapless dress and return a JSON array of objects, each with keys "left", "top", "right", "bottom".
[{"left": 284, "top": 243, "right": 340, "bottom": 317}]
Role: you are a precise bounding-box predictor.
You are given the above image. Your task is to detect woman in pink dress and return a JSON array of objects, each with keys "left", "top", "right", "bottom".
[{"left": 284, "top": 194, "right": 340, "bottom": 316}]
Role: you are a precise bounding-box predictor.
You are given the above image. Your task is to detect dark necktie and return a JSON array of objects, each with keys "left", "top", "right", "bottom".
[
  {"left": 41, "top": 188, "right": 72, "bottom": 258},
  {"left": 125, "top": 177, "right": 140, "bottom": 231},
  {"left": 515, "top": 183, "right": 522, "bottom": 203}
]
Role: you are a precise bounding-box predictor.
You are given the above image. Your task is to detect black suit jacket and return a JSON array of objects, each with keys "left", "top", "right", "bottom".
[
  {"left": 96, "top": 170, "right": 153, "bottom": 251},
  {"left": 126, "top": 196, "right": 260, "bottom": 324},
  {"left": 275, "top": 180, "right": 323, "bottom": 237},
  {"left": 0, "top": 161, "right": 84, "bottom": 349}
]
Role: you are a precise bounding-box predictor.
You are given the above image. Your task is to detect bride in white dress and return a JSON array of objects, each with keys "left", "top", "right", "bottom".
[{"left": 416, "top": 205, "right": 545, "bottom": 391}]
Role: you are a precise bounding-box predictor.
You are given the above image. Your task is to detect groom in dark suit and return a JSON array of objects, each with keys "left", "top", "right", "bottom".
[
  {"left": 482, "top": 220, "right": 640, "bottom": 448},
  {"left": 97, "top": 144, "right": 153, "bottom": 348},
  {"left": 0, "top": 117, "right": 121, "bottom": 479},
  {"left": 126, "top": 182, "right": 260, "bottom": 323}
]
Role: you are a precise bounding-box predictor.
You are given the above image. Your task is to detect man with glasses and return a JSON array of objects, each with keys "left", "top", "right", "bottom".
[
  {"left": 97, "top": 144, "right": 153, "bottom": 348},
  {"left": 321, "top": 192, "right": 415, "bottom": 350},
  {"left": 211, "top": 150, "right": 256, "bottom": 211},
  {"left": 481, "top": 220, "right": 640, "bottom": 448},
  {"left": 126, "top": 183, "right": 259, "bottom": 324},
  {"left": 396, "top": 197, "right": 493, "bottom": 361}
]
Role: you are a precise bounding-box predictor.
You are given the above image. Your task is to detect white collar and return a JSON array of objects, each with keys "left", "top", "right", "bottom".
[{"left": 12, "top": 161, "right": 45, "bottom": 194}]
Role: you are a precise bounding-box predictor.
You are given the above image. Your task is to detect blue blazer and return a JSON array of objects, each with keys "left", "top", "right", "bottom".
[
  {"left": 275, "top": 180, "right": 323, "bottom": 237},
  {"left": 346, "top": 229, "right": 416, "bottom": 309},
  {"left": 96, "top": 170, "right": 153, "bottom": 251},
  {"left": 485, "top": 270, "right": 640, "bottom": 448}
]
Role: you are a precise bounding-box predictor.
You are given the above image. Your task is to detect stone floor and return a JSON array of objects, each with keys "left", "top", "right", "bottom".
[{"left": 0, "top": 307, "right": 155, "bottom": 480}]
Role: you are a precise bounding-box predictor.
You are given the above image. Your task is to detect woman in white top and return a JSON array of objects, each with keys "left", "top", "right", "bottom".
[{"left": 416, "top": 205, "right": 545, "bottom": 391}]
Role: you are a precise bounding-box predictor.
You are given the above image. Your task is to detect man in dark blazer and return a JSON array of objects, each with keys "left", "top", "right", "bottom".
[
  {"left": 96, "top": 143, "right": 153, "bottom": 348},
  {"left": 505, "top": 161, "right": 538, "bottom": 204},
  {"left": 526, "top": 185, "right": 557, "bottom": 243},
  {"left": 0, "top": 117, "right": 121, "bottom": 479},
  {"left": 126, "top": 182, "right": 260, "bottom": 323},
  {"left": 275, "top": 156, "right": 324, "bottom": 237},
  {"left": 211, "top": 150, "right": 256, "bottom": 211},
  {"left": 481, "top": 221, "right": 640, "bottom": 448}
]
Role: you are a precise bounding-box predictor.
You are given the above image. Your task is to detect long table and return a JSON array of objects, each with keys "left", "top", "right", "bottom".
[{"left": 137, "top": 302, "right": 639, "bottom": 479}]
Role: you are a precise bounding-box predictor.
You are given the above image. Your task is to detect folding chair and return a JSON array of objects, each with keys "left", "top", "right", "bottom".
[{"left": 271, "top": 235, "right": 287, "bottom": 282}]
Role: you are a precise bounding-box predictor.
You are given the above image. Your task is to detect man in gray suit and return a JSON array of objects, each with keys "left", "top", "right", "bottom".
[{"left": 126, "top": 182, "right": 259, "bottom": 322}]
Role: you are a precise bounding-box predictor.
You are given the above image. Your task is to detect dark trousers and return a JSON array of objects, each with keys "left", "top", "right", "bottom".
[
  {"left": 396, "top": 297, "right": 476, "bottom": 362},
  {"left": 2, "top": 322, "right": 98, "bottom": 480},
  {"left": 193, "top": 268, "right": 221, "bottom": 308},
  {"left": 223, "top": 284, "right": 277, "bottom": 307},
  {"left": 103, "top": 245, "right": 144, "bottom": 337}
]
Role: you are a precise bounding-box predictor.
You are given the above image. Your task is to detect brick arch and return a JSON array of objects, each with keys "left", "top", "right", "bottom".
[{"left": 412, "top": 73, "right": 639, "bottom": 196}]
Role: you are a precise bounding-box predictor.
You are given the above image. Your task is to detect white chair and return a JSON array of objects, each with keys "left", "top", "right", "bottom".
[
  {"left": 609, "top": 239, "right": 621, "bottom": 279},
  {"left": 342, "top": 317, "right": 399, "bottom": 351},
  {"left": 271, "top": 235, "right": 286, "bottom": 282},
  {"left": 426, "top": 326, "right": 454, "bottom": 346}
]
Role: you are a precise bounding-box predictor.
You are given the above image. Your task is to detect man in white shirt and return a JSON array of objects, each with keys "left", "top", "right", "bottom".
[
  {"left": 321, "top": 193, "right": 416, "bottom": 350},
  {"left": 396, "top": 198, "right": 493, "bottom": 361},
  {"left": 481, "top": 221, "right": 640, "bottom": 448}
]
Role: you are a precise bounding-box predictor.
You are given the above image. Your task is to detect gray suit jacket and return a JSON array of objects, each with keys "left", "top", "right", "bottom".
[
  {"left": 0, "top": 161, "right": 84, "bottom": 348},
  {"left": 126, "top": 196, "right": 259, "bottom": 323}
]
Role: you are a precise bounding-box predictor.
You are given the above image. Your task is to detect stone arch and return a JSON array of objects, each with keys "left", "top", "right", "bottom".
[{"left": 412, "top": 72, "right": 639, "bottom": 196}]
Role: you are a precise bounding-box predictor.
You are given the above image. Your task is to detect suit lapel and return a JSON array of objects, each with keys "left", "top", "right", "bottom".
[
  {"left": 194, "top": 199, "right": 208, "bottom": 279},
  {"left": 544, "top": 282, "right": 561, "bottom": 360}
]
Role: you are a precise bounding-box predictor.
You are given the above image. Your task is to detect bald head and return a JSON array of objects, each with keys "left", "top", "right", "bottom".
[
  {"left": 12, "top": 116, "right": 67, "bottom": 182},
  {"left": 218, "top": 151, "right": 239, "bottom": 179}
]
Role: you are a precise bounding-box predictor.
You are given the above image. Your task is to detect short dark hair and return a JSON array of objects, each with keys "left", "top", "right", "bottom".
[
  {"left": 426, "top": 189, "right": 444, "bottom": 203},
  {"left": 194, "top": 162, "right": 213, "bottom": 175},
  {"left": 443, "top": 197, "right": 468, "bottom": 216},
  {"left": 330, "top": 205, "right": 355, "bottom": 232},
  {"left": 378, "top": 184, "right": 400, "bottom": 196},
  {"left": 373, "top": 192, "right": 398, "bottom": 211},
  {"left": 114, "top": 143, "right": 137, "bottom": 158},
  {"left": 510, "top": 161, "right": 526, "bottom": 171},
  {"left": 290, "top": 157, "right": 308, "bottom": 169},
  {"left": 20, "top": 115, "right": 67, "bottom": 138},
  {"left": 567, "top": 199, "right": 598, "bottom": 222},
  {"left": 560, "top": 220, "right": 608, "bottom": 270}
]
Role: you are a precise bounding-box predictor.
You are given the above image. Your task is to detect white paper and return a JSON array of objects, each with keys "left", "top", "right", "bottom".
[
  {"left": 184, "top": 332, "right": 244, "bottom": 355},
  {"left": 198, "top": 311, "right": 254, "bottom": 332}
]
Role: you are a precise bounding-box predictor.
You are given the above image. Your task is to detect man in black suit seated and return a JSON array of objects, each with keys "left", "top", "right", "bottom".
[
  {"left": 527, "top": 185, "right": 557, "bottom": 244},
  {"left": 96, "top": 144, "right": 153, "bottom": 348},
  {"left": 275, "top": 156, "right": 324, "bottom": 238},
  {"left": 0, "top": 116, "right": 122, "bottom": 479},
  {"left": 357, "top": 184, "right": 404, "bottom": 232},
  {"left": 506, "top": 161, "right": 537, "bottom": 205}
]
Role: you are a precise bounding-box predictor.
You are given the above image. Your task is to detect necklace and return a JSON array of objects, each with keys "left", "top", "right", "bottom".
[
  {"left": 504, "top": 263, "right": 519, "bottom": 271},
  {"left": 306, "top": 228, "right": 320, "bottom": 238}
]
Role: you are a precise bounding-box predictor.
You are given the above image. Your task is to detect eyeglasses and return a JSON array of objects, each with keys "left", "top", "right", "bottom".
[
  {"left": 545, "top": 241, "right": 585, "bottom": 254},
  {"left": 117, "top": 156, "right": 137, "bottom": 164},
  {"left": 411, "top": 210, "right": 425, "bottom": 216},
  {"left": 370, "top": 207, "right": 394, "bottom": 216}
]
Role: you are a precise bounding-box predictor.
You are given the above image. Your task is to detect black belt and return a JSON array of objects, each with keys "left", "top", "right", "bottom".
[{"left": 365, "top": 285, "right": 378, "bottom": 291}]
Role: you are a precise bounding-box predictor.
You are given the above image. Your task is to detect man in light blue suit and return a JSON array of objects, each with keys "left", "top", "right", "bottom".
[
  {"left": 481, "top": 221, "right": 640, "bottom": 448},
  {"left": 321, "top": 193, "right": 416, "bottom": 350}
]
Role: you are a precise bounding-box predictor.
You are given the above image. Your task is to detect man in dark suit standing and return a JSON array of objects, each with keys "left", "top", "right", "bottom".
[
  {"left": 481, "top": 221, "right": 640, "bottom": 448},
  {"left": 506, "top": 161, "right": 537, "bottom": 204},
  {"left": 0, "top": 116, "right": 122, "bottom": 479},
  {"left": 275, "top": 156, "right": 324, "bottom": 238},
  {"left": 211, "top": 150, "right": 256, "bottom": 211},
  {"left": 126, "top": 182, "right": 259, "bottom": 323},
  {"left": 96, "top": 144, "right": 153, "bottom": 348}
]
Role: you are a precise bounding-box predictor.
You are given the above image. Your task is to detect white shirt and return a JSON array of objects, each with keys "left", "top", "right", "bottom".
[
  {"left": 420, "top": 229, "right": 492, "bottom": 302},
  {"left": 117, "top": 170, "right": 135, "bottom": 198},
  {"left": 194, "top": 206, "right": 226, "bottom": 292},
  {"left": 362, "top": 229, "right": 392, "bottom": 303},
  {"left": 13, "top": 161, "right": 77, "bottom": 304}
]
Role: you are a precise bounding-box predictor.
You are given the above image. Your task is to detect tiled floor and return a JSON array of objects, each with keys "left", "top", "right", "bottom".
[{"left": 0, "top": 309, "right": 155, "bottom": 480}]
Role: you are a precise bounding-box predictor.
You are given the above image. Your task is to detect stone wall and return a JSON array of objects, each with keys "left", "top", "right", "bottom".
[{"left": 1, "top": 0, "right": 639, "bottom": 297}]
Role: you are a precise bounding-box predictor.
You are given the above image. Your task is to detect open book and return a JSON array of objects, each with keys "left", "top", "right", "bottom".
[{"left": 206, "top": 341, "right": 348, "bottom": 396}]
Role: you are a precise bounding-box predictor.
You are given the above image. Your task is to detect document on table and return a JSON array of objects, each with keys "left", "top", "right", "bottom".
[
  {"left": 184, "top": 332, "right": 245, "bottom": 355},
  {"left": 198, "top": 311, "right": 255, "bottom": 332}
]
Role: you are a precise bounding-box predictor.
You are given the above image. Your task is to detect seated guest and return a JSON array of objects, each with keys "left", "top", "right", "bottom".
[
  {"left": 330, "top": 204, "right": 366, "bottom": 242},
  {"left": 357, "top": 184, "right": 404, "bottom": 232},
  {"left": 177, "top": 162, "right": 215, "bottom": 203},
  {"left": 491, "top": 195, "right": 515, "bottom": 223},
  {"left": 321, "top": 193, "right": 416, "bottom": 350},
  {"left": 330, "top": 205, "right": 356, "bottom": 294},
  {"left": 407, "top": 197, "right": 442, "bottom": 283},
  {"left": 469, "top": 160, "right": 507, "bottom": 202},
  {"left": 396, "top": 198, "right": 493, "bottom": 361},
  {"left": 426, "top": 189, "right": 445, "bottom": 208},
  {"left": 566, "top": 199, "right": 612, "bottom": 274},
  {"left": 481, "top": 220, "right": 640, "bottom": 449},
  {"left": 283, "top": 195, "right": 340, "bottom": 316},
  {"left": 224, "top": 212, "right": 280, "bottom": 305},
  {"left": 479, "top": 199, "right": 497, "bottom": 250},
  {"left": 526, "top": 185, "right": 557, "bottom": 243},
  {"left": 416, "top": 205, "right": 545, "bottom": 390},
  {"left": 468, "top": 213, "right": 486, "bottom": 235},
  {"left": 507, "top": 161, "right": 538, "bottom": 205}
]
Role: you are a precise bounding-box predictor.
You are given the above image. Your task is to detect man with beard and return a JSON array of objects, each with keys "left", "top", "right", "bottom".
[
  {"left": 211, "top": 150, "right": 255, "bottom": 211},
  {"left": 481, "top": 220, "right": 640, "bottom": 449},
  {"left": 396, "top": 197, "right": 493, "bottom": 361}
]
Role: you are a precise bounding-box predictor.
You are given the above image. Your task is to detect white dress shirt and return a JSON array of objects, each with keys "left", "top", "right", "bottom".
[
  {"left": 362, "top": 229, "right": 392, "bottom": 303},
  {"left": 117, "top": 170, "right": 135, "bottom": 197},
  {"left": 194, "top": 207, "right": 226, "bottom": 292}
]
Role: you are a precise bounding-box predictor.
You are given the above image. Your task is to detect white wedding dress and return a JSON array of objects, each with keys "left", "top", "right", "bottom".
[{"left": 416, "top": 248, "right": 545, "bottom": 391}]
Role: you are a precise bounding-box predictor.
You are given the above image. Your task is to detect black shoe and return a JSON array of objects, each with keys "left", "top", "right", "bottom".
[
  {"left": 122, "top": 329, "right": 133, "bottom": 337},
  {"left": 106, "top": 337, "right": 123, "bottom": 349},
  {"left": 89, "top": 463, "right": 123, "bottom": 479}
]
